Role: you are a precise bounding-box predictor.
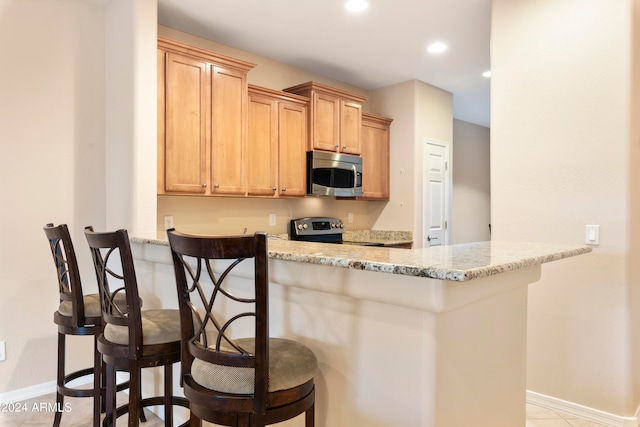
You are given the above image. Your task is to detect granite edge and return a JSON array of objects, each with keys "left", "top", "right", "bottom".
[{"left": 131, "top": 236, "right": 592, "bottom": 282}]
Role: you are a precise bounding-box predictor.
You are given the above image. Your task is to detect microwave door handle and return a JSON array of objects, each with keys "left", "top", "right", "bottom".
[{"left": 352, "top": 164, "right": 357, "bottom": 195}]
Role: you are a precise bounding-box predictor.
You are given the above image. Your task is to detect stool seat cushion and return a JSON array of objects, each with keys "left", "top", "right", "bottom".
[
  {"left": 191, "top": 338, "right": 318, "bottom": 394},
  {"left": 104, "top": 309, "right": 181, "bottom": 345},
  {"left": 58, "top": 293, "right": 127, "bottom": 319}
]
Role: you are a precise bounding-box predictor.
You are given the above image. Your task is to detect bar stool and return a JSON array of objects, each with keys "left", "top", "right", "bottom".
[
  {"left": 167, "top": 229, "right": 317, "bottom": 427},
  {"left": 84, "top": 227, "right": 189, "bottom": 426},
  {"left": 44, "top": 223, "right": 127, "bottom": 427}
]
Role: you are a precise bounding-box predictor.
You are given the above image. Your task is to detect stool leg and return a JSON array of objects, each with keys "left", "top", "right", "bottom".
[
  {"left": 138, "top": 378, "right": 146, "bottom": 423},
  {"left": 128, "top": 366, "right": 140, "bottom": 427},
  {"left": 189, "top": 412, "right": 202, "bottom": 427},
  {"left": 105, "top": 362, "right": 116, "bottom": 427},
  {"left": 305, "top": 402, "right": 315, "bottom": 427},
  {"left": 54, "top": 332, "right": 65, "bottom": 427},
  {"left": 163, "top": 364, "right": 173, "bottom": 426},
  {"left": 92, "top": 336, "right": 101, "bottom": 427},
  {"left": 100, "top": 350, "right": 107, "bottom": 413}
]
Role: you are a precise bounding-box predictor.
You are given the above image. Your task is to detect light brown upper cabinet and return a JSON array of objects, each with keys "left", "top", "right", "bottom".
[
  {"left": 283, "top": 82, "right": 367, "bottom": 155},
  {"left": 247, "top": 85, "right": 309, "bottom": 198},
  {"left": 157, "top": 37, "right": 255, "bottom": 196},
  {"left": 360, "top": 113, "right": 393, "bottom": 200}
]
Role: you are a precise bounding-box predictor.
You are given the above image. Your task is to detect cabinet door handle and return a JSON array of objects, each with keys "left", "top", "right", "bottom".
[
  {"left": 335, "top": 145, "right": 339, "bottom": 149},
  {"left": 281, "top": 187, "right": 287, "bottom": 192},
  {"left": 214, "top": 184, "right": 220, "bottom": 189},
  {"left": 342, "top": 145, "right": 347, "bottom": 149},
  {"left": 202, "top": 183, "right": 207, "bottom": 188},
  {"left": 272, "top": 187, "right": 277, "bottom": 191}
]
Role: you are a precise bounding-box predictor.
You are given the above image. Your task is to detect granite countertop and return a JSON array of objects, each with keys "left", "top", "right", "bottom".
[
  {"left": 342, "top": 230, "right": 412, "bottom": 246},
  {"left": 131, "top": 234, "right": 592, "bottom": 282}
]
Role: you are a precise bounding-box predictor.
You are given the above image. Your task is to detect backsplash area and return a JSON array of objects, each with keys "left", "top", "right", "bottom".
[{"left": 157, "top": 195, "right": 392, "bottom": 236}]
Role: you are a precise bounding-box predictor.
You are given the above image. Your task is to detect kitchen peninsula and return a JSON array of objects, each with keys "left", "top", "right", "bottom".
[{"left": 130, "top": 235, "right": 591, "bottom": 427}]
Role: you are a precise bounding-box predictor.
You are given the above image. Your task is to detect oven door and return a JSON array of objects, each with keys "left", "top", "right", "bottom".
[{"left": 307, "top": 151, "right": 362, "bottom": 197}]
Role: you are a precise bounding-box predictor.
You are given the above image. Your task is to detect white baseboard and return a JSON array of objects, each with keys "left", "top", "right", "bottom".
[
  {"left": 0, "top": 381, "right": 57, "bottom": 403},
  {"left": 527, "top": 390, "right": 638, "bottom": 427},
  {"left": 0, "top": 375, "right": 186, "bottom": 426},
  {"left": 0, "top": 376, "right": 93, "bottom": 404}
]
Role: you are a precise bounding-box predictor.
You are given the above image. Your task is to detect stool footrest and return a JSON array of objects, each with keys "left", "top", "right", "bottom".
[
  {"left": 103, "top": 396, "right": 190, "bottom": 427},
  {"left": 58, "top": 367, "right": 97, "bottom": 398}
]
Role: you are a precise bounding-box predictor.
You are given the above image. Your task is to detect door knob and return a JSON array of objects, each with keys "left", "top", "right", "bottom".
[{"left": 427, "top": 235, "right": 438, "bottom": 242}]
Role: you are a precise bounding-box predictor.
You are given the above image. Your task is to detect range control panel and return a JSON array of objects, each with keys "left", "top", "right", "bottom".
[{"left": 289, "top": 217, "right": 344, "bottom": 238}]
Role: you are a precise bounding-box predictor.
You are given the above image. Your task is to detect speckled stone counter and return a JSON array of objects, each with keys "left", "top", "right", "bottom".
[
  {"left": 129, "top": 234, "right": 591, "bottom": 427},
  {"left": 342, "top": 229, "right": 413, "bottom": 247},
  {"left": 131, "top": 234, "right": 591, "bottom": 282}
]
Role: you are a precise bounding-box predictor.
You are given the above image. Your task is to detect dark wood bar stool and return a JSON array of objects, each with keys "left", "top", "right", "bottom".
[
  {"left": 84, "top": 227, "right": 189, "bottom": 427},
  {"left": 167, "top": 229, "right": 317, "bottom": 427},
  {"left": 45, "top": 223, "right": 107, "bottom": 427}
]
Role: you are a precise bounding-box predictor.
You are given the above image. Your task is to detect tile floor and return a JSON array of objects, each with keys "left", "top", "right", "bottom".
[
  {"left": 0, "top": 392, "right": 165, "bottom": 427},
  {"left": 525, "top": 403, "right": 608, "bottom": 427},
  {"left": 0, "top": 392, "right": 609, "bottom": 426}
]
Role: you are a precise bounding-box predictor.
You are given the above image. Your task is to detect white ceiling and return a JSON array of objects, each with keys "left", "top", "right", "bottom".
[{"left": 157, "top": 0, "right": 491, "bottom": 128}]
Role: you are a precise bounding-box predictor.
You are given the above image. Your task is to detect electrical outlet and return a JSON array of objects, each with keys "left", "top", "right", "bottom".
[
  {"left": 0, "top": 341, "right": 6, "bottom": 362},
  {"left": 269, "top": 213, "right": 276, "bottom": 226},
  {"left": 164, "top": 215, "right": 174, "bottom": 230}
]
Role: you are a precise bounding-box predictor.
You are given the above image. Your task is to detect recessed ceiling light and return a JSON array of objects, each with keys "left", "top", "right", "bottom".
[
  {"left": 345, "top": 0, "right": 369, "bottom": 12},
  {"left": 427, "top": 42, "right": 448, "bottom": 53},
  {"left": 482, "top": 70, "right": 492, "bottom": 78}
]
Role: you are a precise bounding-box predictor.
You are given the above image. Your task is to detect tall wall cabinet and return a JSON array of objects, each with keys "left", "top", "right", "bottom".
[
  {"left": 157, "top": 37, "right": 255, "bottom": 196},
  {"left": 247, "top": 85, "right": 308, "bottom": 198},
  {"left": 360, "top": 113, "right": 393, "bottom": 200}
]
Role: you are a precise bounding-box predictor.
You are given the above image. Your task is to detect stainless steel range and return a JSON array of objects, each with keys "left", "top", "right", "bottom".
[
  {"left": 289, "top": 217, "right": 385, "bottom": 246},
  {"left": 289, "top": 217, "right": 344, "bottom": 244}
]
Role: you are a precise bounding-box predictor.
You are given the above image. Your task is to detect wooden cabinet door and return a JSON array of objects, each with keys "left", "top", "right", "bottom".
[
  {"left": 361, "top": 114, "right": 392, "bottom": 200},
  {"left": 211, "top": 65, "right": 247, "bottom": 195},
  {"left": 340, "top": 100, "right": 362, "bottom": 154},
  {"left": 162, "top": 52, "right": 209, "bottom": 194},
  {"left": 278, "top": 101, "right": 307, "bottom": 197},
  {"left": 247, "top": 93, "right": 278, "bottom": 196},
  {"left": 311, "top": 92, "right": 340, "bottom": 152}
]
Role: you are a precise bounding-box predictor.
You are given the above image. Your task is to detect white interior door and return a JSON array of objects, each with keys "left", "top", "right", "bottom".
[{"left": 423, "top": 139, "right": 450, "bottom": 247}]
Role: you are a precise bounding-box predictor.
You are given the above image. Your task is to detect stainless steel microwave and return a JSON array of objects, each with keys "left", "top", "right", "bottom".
[{"left": 307, "top": 151, "right": 363, "bottom": 197}]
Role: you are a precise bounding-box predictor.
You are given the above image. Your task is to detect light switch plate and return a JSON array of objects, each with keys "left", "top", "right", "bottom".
[
  {"left": 269, "top": 213, "right": 276, "bottom": 226},
  {"left": 585, "top": 225, "right": 600, "bottom": 245},
  {"left": 0, "top": 341, "right": 6, "bottom": 362}
]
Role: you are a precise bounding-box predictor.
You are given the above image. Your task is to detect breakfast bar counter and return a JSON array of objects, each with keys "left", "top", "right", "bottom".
[{"left": 129, "top": 236, "right": 591, "bottom": 427}]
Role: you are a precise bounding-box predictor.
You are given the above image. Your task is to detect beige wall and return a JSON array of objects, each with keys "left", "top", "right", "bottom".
[
  {"left": 367, "top": 81, "right": 418, "bottom": 233},
  {"left": 159, "top": 26, "right": 369, "bottom": 101},
  {"left": 0, "top": 0, "right": 107, "bottom": 393},
  {"left": 452, "top": 119, "right": 490, "bottom": 244},
  {"left": 0, "top": 0, "right": 157, "bottom": 397},
  {"left": 492, "top": 0, "right": 636, "bottom": 417},
  {"left": 630, "top": 0, "right": 640, "bottom": 412},
  {"left": 368, "top": 80, "right": 454, "bottom": 245}
]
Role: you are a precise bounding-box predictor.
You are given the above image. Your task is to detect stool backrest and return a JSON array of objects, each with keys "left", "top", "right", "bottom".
[
  {"left": 44, "top": 223, "right": 89, "bottom": 327},
  {"left": 84, "top": 227, "right": 144, "bottom": 357},
  {"left": 167, "top": 229, "right": 269, "bottom": 414}
]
